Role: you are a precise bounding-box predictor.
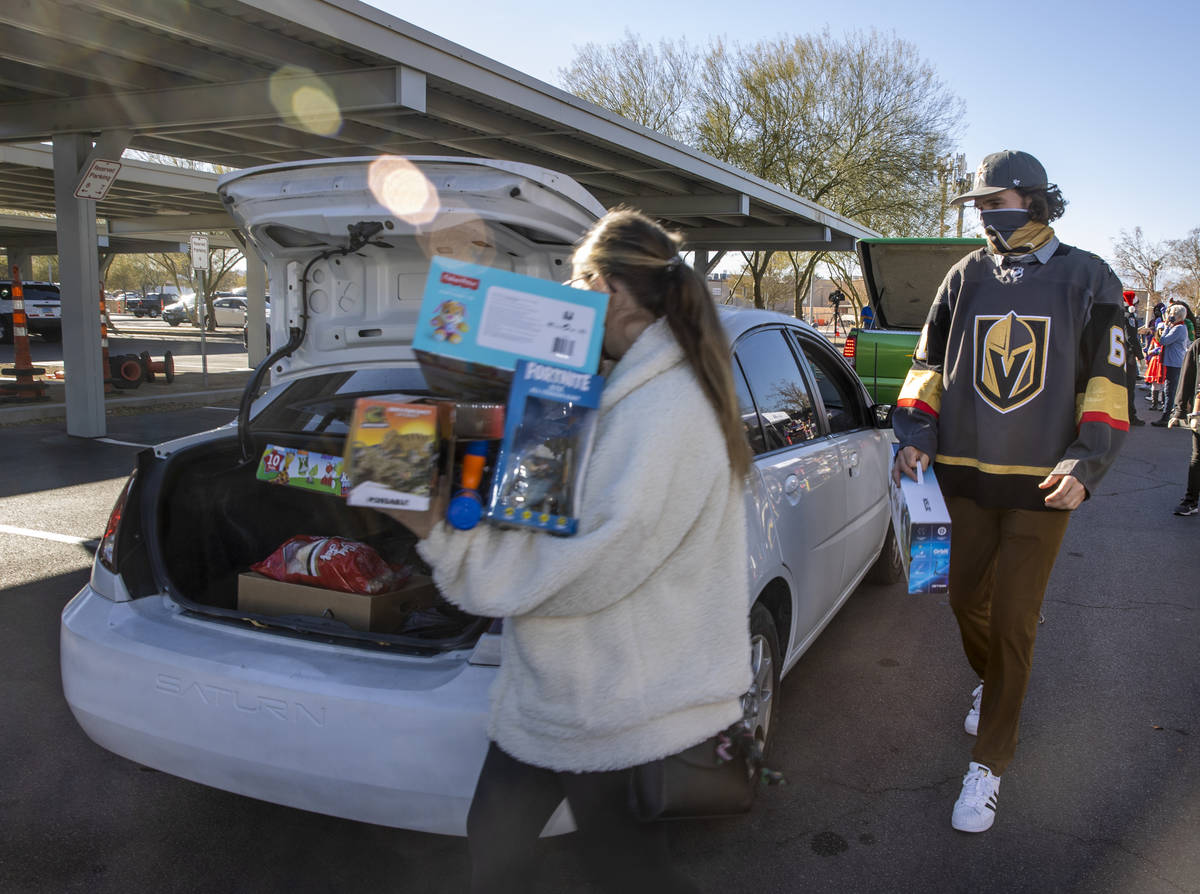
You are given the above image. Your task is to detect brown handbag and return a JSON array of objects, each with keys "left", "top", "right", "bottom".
[{"left": 628, "top": 723, "right": 760, "bottom": 821}]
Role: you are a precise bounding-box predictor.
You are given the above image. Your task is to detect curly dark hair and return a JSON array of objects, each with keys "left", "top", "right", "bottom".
[{"left": 1016, "top": 184, "right": 1068, "bottom": 223}]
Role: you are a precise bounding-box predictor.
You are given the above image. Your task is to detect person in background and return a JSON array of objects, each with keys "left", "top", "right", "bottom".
[
  {"left": 893, "top": 149, "right": 1127, "bottom": 833},
  {"left": 385, "top": 208, "right": 753, "bottom": 893},
  {"left": 1151, "top": 304, "right": 1190, "bottom": 426},
  {"left": 1145, "top": 322, "right": 1167, "bottom": 412},
  {"left": 860, "top": 303, "right": 876, "bottom": 329},
  {"left": 1166, "top": 332, "right": 1200, "bottom": 516},
  {"left": 1146, "top": 301, "right": 1166, "bottom": 355},
  {"left": 1122, "top": 291, "right": 1146, "bottom": 426}
]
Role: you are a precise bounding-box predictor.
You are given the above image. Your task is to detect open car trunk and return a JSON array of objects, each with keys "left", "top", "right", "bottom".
[
  {"left": 144, "top": 429, "right": 487, "bottom": 654},
  {"left": 857, "top": 238, "right": 985, "bottom": 329}
]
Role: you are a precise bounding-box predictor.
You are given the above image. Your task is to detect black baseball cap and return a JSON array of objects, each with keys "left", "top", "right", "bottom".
[{"left": 951, "top": 150, "right": 1048, "bottom": 205}]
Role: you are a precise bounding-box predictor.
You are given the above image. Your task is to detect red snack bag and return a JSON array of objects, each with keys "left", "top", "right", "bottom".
[{"left": 251, "top": 536, "right": 411, "bottom": 594}]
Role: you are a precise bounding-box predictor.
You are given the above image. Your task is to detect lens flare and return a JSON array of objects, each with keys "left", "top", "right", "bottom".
[
  {"left": 269, "top": 66, "right": 342, "bottom": 137},
  {"left": 367, "top": 156, "right": 440, "bottom": 225}
]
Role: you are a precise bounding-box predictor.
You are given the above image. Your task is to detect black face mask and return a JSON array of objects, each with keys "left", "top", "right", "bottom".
[{"left": 980, "top": 208, "right": 1030, "bottom": 240}]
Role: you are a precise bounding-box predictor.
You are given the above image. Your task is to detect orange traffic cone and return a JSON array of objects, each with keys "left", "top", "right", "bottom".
[{"left": 0, "top": 265, "right": 49, "bottom": 402}]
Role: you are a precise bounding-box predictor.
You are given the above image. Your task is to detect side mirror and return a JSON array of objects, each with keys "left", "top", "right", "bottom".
[{"left": 872, "top": 403, "right": 894, "bottom": 429}]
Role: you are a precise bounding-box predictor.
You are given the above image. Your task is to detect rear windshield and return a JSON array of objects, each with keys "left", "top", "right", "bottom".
[
  {"left": 860, "top": 241, "right": 982, "bottom": 330},
  {"left": 253, "top": 368, "right": 430, "bottom": 436}
]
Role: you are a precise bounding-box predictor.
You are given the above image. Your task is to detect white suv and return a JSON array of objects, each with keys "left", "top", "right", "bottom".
[{"left": 61, "top": 157, "right": 899, "bottom": 835}]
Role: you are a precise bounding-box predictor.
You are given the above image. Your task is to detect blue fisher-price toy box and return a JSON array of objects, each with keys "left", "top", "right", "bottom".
[
  {"left": 889, "top": 445, "right": 952, "bottom": 594},
  {"left": 413, "top": 258, "right": 609, "bottom": 399}
]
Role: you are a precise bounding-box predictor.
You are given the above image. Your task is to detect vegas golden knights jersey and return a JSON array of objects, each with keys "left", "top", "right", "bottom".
[{"left": 894, "top": 243, "right": 1128, "bottom": 511}]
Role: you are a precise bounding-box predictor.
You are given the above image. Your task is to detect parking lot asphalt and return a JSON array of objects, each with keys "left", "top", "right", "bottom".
[{"left": 1, "top": 358, "right": 1197, "bottom": 892}]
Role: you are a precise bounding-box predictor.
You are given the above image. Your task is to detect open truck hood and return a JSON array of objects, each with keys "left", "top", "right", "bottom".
[
  {"left": 217, "top": 157, "right": 605, "bottom": 385},
  {"left": 857, "top": 238, "right": 985, "bottom": 330}
]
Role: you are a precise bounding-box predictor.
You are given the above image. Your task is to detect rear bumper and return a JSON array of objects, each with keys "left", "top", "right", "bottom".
[{"left": 60, "top": 584, "right": 496, "bottom": 836}]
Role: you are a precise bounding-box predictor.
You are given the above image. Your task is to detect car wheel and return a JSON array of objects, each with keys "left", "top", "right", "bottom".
[
  {"left": 866, "top": 520, "right": 905, "bottom": 585},
  {"left": 746, "top": 603, "right": 781, "bottom": 762},
  {"left": 168, "top": 320, "right": 180, "bottom": 327},
  {"left": 0, "top": 314, "right": 12, "bottom": 345}
]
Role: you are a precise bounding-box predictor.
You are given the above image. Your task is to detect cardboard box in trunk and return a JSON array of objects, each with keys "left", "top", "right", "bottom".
[{"left": 237, "top": 572, "right": 438, "bottom": 633}]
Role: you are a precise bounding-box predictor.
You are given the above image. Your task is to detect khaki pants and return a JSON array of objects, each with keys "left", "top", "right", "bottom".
[{"left": 946, "top": 496, "right": 1072, "bottom": 776}]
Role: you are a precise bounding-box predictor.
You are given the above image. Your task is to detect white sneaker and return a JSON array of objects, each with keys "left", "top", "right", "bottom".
[
  {"left": 951, "top": 762, "right": 1001, "bottom": 832},
  {"left": 964, "top": 683, "right": 982, "bottom": 736}
]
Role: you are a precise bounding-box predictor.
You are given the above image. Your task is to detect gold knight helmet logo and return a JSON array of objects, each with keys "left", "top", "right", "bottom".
[{"left": 974, "top": 312, "right": 1051, "bottom": 412}]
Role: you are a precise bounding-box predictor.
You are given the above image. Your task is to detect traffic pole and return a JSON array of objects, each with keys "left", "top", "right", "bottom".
[{"left": 0, "top": 265, "right": 49, "bottom": 402}]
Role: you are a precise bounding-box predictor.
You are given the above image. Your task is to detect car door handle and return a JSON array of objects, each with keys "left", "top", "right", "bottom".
[
  {"left": 846, "top": 451, "right": 860, "bottom": 476},
  {"left": 784, "top": 474, "right": 800, "bottom": 494}
]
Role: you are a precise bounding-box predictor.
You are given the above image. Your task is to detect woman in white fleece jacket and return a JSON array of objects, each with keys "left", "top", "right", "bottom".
[{"left": 394, "top": 210, "right": 754, "bottom": 893}]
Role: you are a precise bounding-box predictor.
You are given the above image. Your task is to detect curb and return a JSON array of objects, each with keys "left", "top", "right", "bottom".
[{"left": 0, "top": 387, "right": 246, "bottom": 427}]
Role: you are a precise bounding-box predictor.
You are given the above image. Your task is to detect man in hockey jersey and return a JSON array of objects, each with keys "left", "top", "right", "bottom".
[{"left": 892, "top": 150, "right": 1128, "bottom": 833}]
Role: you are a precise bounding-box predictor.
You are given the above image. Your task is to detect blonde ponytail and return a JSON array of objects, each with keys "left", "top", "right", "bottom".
[{"left": 573, "top": 209, "right": 751, "bottom": 477}]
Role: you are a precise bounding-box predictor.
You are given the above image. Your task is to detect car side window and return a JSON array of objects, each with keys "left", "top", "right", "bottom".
[
  {"left": 731, "top": 357, "right": 767, "bottom": 455},
  {"left": 795, "top": 337, "right": 868, "bottom": 433},
  {"left": 733, "top": 328, "right": 820, "bottom": 452}
]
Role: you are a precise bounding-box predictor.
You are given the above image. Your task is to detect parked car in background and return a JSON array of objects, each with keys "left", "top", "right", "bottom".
[
  {"left": 61, "top": 157, "right": 900, "bottom": 837},
  {"left": 126, "top": 292, "right": 168, "bottom": 317},
  {"left": 243, "top": 299, "right": 271, "bottom": 351},
  {"left": 211, "top": 295, "right": 248, "bottom": 327},
  {"left": 163, "top": 295, "right": 249, "bottom": 328},
  {"left": 841, "top": 237, "right": 984, "bottom": 403},
  {"left": 162, "top": 297, "right": 193, "bottom": 326},
  {"left": 0, "top": 280, "right": 61, "bottom": 343}
]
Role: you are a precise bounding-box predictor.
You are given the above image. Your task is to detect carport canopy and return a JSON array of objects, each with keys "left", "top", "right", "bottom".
[{"left": 0, "top": 0, "right": 878, "bottom": 436}]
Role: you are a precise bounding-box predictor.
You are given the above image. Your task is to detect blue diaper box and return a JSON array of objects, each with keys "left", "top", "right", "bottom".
[
  {"left": 889, "top": 445, "right": 952, "bottom": 594},
  {"left": 413, "top": 258, "right": 609, "bottom": 399}
]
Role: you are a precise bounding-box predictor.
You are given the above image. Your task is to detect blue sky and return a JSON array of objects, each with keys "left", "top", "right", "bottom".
[{"left": 373, "top": 0, "right": 1196, "bottom": 264}]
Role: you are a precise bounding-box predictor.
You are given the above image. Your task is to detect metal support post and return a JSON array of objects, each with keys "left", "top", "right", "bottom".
[{"left": 52, "top": 134, "right": 105, "bottom": 437}]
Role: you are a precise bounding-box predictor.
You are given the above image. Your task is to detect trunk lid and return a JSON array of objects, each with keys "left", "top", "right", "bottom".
[
  {"left": 217, "top": 157, "right": 604, "bottom": 387},
  {"left": 857, "top": 238, "right": 984, "bottom": 330}
]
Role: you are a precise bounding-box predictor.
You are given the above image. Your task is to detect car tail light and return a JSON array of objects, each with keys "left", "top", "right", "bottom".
[
  {"left": 842, "top": 334, "right": 856, "bottom": 359},
  {"left": 97, "top": 472, "right": 136, "bottom": 573}
]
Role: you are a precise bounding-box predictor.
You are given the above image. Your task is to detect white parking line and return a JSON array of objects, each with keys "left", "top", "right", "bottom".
[
  {"left": 0, "top": 524, "right": 98, "bottom": 547},
  {"left": 96, "top": 437, "right": 151, "bottom": 448}
]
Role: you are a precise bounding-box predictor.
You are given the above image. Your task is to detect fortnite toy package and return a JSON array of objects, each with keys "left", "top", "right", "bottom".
[
  {"left": 485, "top": 359, "right": 605, "bottom": 535},
  {"left": 889, "top": 444, "right": 952, "bottom": 594},
  {"left": 412, "top": 258, "right": 609, "bottom": 399}
]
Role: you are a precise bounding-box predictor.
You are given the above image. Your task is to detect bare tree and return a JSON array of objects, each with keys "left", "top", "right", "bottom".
[
  {"left": 149, "top": 247, "right": 244, "bottom": 329},
  {"left": 1112, "top": 227, "right": 1170, "bottom": 296},
  {"left": 1167, "top": 227, "right": 1200, "bottom": 311},
  {"left": 559, "top": 29, "right": 963, "bottom": 310},
  {"left": 559, "top": 31, "right": 697, "bottom": 141}
]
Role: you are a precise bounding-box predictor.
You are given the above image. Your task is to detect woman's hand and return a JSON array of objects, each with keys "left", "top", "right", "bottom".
[{"left": 378, "top": 485, "right": 450, "bottom": 540}]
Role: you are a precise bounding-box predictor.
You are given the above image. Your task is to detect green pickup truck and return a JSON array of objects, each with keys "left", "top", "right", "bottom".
[{"left": 843, "top": 237, "right": 985, "bottom": 405}]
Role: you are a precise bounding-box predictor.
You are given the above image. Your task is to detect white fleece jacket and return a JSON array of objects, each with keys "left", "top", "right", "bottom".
[{"left": 418, "top": 318, "right": 752, "bottom": 772}]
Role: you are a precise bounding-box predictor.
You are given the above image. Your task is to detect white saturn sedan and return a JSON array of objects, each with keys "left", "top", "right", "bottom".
[{"left": 61, "top": 157, "right": 900, "bottom": 836}]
